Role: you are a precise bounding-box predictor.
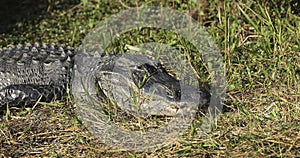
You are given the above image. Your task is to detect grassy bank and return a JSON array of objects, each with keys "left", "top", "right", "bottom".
[{"left": 0, "top": 0, "right": 299, "bottom": 157}]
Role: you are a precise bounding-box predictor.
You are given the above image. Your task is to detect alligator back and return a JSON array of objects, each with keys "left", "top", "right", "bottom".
[{"left": 0, "top": 43, "right": 76, "bottom": 108}]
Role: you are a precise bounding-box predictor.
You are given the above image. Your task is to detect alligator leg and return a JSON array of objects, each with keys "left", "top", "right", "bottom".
[{"left": 0, "top": 84, "right": 66, "bottom": 110}]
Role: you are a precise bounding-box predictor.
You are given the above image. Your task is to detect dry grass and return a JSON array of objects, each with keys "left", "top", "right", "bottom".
[{"left": 1, "top": 0, "right": 300, "bottom": 157}]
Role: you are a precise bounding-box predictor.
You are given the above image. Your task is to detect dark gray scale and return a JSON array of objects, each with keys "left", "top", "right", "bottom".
[{"left": 0, "top": 43, "right": 76, "bottom": 109}]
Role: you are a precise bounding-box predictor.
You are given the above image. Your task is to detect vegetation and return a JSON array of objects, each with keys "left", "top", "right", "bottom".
[{"left": 0, "top": 0, "right": 299, "bottom": 157}]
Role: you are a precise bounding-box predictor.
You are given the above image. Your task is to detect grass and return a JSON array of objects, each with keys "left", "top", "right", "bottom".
[{"left": 0, "top": 0, "right": 300, "bottom": 157}]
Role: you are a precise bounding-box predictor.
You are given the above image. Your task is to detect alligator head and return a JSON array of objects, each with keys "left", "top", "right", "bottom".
[{"left": 96, "top": 53, "right": 211, "bottom": 117}]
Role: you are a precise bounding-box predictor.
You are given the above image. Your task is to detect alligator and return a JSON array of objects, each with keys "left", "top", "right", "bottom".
[{"left": 0, "top": 43, "right": 210, "bottom": 116}]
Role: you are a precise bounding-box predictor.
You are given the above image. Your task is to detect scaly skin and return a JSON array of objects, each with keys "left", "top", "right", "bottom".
[
  {"left": 0, "top": 43, "right": 210, "bottom": 116},
  {"left": 0, "top": 43, "right": 76, "bottom": 108}
]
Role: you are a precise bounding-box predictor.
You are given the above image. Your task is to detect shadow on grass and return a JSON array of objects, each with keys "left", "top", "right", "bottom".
[
  {"left": 0, "top": 0, "right": 47, "bottom": 33},
  {"left": 0, "top": 0, "right": 79, "bottom": 34}
]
